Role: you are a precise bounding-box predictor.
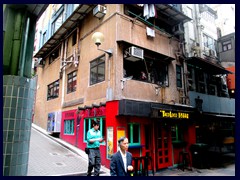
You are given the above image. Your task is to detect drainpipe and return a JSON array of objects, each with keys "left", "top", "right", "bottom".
[
  {"left": 19, "top": 16, "right": 30, "bottom": 77},
  {"left": 195, "top": 5, "right": 203, "bottom": 49},
  {"left": 61, "top": 39, "right": 67, "bottom": 107}
]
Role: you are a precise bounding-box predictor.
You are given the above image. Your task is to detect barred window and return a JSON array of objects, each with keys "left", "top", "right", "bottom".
[
  {"left": 176, "top": 65, "right": 182, "bottom": 88},
  {"left": 222, "top": 40, "right": 232, "bottom": 51},
  {"left": 67, "top": 71, "right": 77, "bottom": 93},
  {"left": 47, "top": 80, "right": 59, "bottom": 100},
  {"left": 64, "top": 119, "right": 74, "bottom": 135},
  {"left": 90, "top": 55, "right": 105, "bottom": 85}
]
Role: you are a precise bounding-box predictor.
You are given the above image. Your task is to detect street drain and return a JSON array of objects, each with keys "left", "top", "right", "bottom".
[
  {"left": 50, "top": 152, "right": 60, "bottom": 156},
  {"left": 54, "top": 162, "right": 66, "bottom": 166}
]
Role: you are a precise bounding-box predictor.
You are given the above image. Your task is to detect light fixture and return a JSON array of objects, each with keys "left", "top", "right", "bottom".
[{"left": 92, "top": 32, "right": 113, "bottom": 56}]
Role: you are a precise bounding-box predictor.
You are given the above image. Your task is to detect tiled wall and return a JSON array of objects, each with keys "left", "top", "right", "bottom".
[{"left": 3, "top": 75, "right": 36, "bottom": 176}]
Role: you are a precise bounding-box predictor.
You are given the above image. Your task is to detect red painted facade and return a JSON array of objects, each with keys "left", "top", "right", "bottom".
[{"left": 60, "top": 100, "right": 196, "bottom": 171}]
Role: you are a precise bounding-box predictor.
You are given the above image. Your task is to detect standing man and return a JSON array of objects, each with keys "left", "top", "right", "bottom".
[
  {"left": 110, "top": 137, "right": 133, "bottom": 176},
  {"left": 87, "top": 119, "right": 104, "bottom": 176}
]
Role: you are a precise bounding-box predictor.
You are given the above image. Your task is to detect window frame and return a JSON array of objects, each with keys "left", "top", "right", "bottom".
[
  {"left": 171, "top": 125, "right": 184, "bottom": 143},
  {"left": 176, "top": 65, "right": 182, "bottom": 88},
  {"left": 90, "top": 55, "right": 106, "bottom": 85},
  {"left": 84, "top": 117, "right": 106, "bottom": 145},
  {"left": 203, "top": 33, "right": 216, "bottom": 50},
  {"left": 67, "top": 70, "right": 77, "bottom": 94},
  {"left": 72, "top": 30, "right": 77, "bottom": 46},
  {"left": 51, "top": 5, "right": 64, "bottom": 35},
  {"left": 47, "top": 80, "right": 59, "bottom": 100},
  {"left": 128, "top": 123, "right": 141, "bottom": 146},
  {"left": 222, "top": 40, "right": 232, "bottom": 52},
  {"left": 49, "top": 47, "right": 60, "bottom": 64},
  {"left": 64, "top": 119, "right": 74, "bottom": 135}
]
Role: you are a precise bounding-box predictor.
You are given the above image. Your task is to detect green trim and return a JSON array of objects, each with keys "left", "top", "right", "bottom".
[{"left": 127, "top": 10, "right": 172, "bottom": 36}]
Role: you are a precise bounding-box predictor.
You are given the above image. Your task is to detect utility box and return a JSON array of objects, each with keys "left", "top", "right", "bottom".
[
  {"left": 47, "top": 111, "right": 61, "bottom": 134},
  {"left": 190, "top": 143, "right": 209, "bottom": 169}
]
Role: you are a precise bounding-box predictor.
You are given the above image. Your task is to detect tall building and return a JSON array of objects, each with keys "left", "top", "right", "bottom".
[
  {"left": 182, "top": 4, "right": 235, "bottom": 153},
  {"left": 33, "top": 4, "right": 235, "bottom": 171}
]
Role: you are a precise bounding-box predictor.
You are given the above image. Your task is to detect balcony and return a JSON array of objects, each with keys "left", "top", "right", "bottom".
[{"left": 189, "top": 91, "right": 235, "bottom": 116}]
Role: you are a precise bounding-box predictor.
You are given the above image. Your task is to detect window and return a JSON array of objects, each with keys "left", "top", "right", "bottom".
[
  {"left": 49, "top": 47, "right": 60, "bottom": 64},
  {"left": 67, "top": 71, "right": 77, "bottom": 93},
  {"left": 42, "top": 31, "right": 47, "bottom": 45},
  {"left": 187, "top": 65, "right": 195, "bottom": 91},
  {"left": 72, "top": 30, "right": 77, "bottom": 46},
  {"left": 222, "top": 40, "right": 232, "bottom": 51},
  {"left": 84, "top": 117, "right": 106, "bottom": 143},
  {"left": 203, "top": 34, "right": 215, "bottom": 50},
  {"left": 196, "top": 70, "right": 206, "bottom": 94},
  {"left": 124, "top": 57, "right": 169, "bottom": 86},
  {"left": 171, "top": 125, "right": 183, "bottom": 142},
  {"left": 51, "top": 7, "right": 63, "bottom": 35},
  {"left": 128, "top": 123, "right": 140, "bottom": 145},
  {"left": 176, "top": 65, "right": 182, "bottom": 88},
  {"left": 64, "top": 119, "right": 74, "bottom": 135},
  {"left": 47, "top": 80, "right": 59, "bottom": 100},
  {"left": 90, "top": 55, "right": 105, "bottom": 85}
]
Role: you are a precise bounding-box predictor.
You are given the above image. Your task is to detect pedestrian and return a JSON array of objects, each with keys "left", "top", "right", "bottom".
[
  {"left": 86, "top": 119, "right": 104, "bottom": 176},
  {"left": 110, "top": 137, "right": 133, "bottom": 176}
]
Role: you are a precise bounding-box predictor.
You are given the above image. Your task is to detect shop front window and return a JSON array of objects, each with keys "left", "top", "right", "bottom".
[
  {"left": 84, "top": 117, "right": 106, "bottom": 144},
  {"left": 64, "top": 119, "right": 74, "bottom": 135},
  {"left": 128, "top": 123, "right": 140, "bottom": 146}
]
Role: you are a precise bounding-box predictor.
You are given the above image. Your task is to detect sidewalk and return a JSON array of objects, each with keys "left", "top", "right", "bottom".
[{"left": 31, "top": 123, "right": 110, "bottom": 176}]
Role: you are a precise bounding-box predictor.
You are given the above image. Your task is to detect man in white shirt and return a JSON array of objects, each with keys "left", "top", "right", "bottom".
[{"left": 110, "top": 137, "right": 133, "bottom": 176}]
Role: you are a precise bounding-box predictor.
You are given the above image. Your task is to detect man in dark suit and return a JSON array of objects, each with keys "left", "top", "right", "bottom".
[{"left": 110, "top": 137, "right": 133, "bottom": 176}]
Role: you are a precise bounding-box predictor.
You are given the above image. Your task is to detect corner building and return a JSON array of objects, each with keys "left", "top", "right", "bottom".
[{"left": 33, "top": 4, "right": 234, "bottom": 172}]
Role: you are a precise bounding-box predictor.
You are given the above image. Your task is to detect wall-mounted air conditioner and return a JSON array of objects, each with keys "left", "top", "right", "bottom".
[
  {"left": 203, "top": 47, "right": 210, "bottom": 56},
  {"left": 93, "top": 5, "right": 106, "bottom": 19},
  {"left": 124, "top": 46, "right": 144, "bottom": 61},
  {"left": 209, "top": 49, "right": 216, "bottom": 57}
]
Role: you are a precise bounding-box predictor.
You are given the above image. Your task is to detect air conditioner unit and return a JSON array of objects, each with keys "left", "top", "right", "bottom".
[
  {"left": 203, "top": 47, "right": 210, "bottom": 56},
  {"left": 125, "top": 46, "right": 144, "bottom": 61},
  {"left": 209, "top": 49, "right": 216, "bottom": 57},
  {"left": 93, "top": 5, "right": 106, "bottom": 19}
]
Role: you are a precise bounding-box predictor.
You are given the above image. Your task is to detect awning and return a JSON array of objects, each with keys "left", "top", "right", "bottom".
[
  {"left": 117, "top": 40, "right": 175, "bottom": 62},
  {"left": 186, "top": 57, "right": 233, "bottom": 75},
  {"left": 34, "top": 4, "right": 96, "bottom": 59},
  {"left": 155, "top": 4, "right": 192, "bottom": 26}
]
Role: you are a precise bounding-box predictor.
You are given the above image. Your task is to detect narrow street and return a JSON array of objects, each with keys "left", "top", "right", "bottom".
[{"left": 28, "top": 128, "right": 88, "bottom": 176}]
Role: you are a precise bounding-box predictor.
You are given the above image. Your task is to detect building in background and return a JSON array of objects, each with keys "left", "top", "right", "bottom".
[
  {"left": 210, "top": 4, "right": 235, "bottom": 37},
  {"left": 33, "top": 4, "right": 235, "bottom": 172},
  {"left": 217, "top": 33, "right": 235, "bottom": 99},
  {"left": 182, "top": 4, "right": 235, "bottom": 155}
]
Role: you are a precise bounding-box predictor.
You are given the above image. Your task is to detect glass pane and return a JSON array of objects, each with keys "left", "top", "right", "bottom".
[
  {"left": 98, "top": 63, "right": 105, "bottom": 82},
  {"left": 90, "top": 67, "right": 97, "bottom": 84},
  {"left": 133, "top": 124, "right": 139, "bottom": 143}
]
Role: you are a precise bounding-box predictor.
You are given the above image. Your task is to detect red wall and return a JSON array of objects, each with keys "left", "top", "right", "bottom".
[
  {"left": 60, "top": 109, "right": 78, "bottom": 145},
  {"left": 227, "top": 66, "right": 235, "bottom": 90}
]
